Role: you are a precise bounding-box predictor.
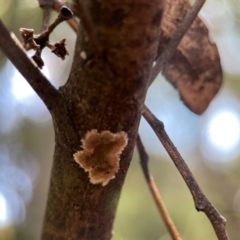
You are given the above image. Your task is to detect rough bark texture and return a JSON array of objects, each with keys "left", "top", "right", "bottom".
[{"left": 42, "top": 0, "right": 165, "bottom": 239}]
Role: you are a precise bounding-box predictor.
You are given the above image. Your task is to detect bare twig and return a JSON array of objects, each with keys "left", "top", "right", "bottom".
[
  {"left": 41, "top": 6, "right": 52, "bottom": 32},
  {"left": 136, "top": 135, "right": 182, "bottom": 240},
  {"left": 20, "top": 6, "right": 73, "bottom": 68},
  {"left": 0, "top": 20, "right": 61, "bottom": 111},
  {"left": 150, "top": 0, "right": 205, "bottom": 85},
  {"left": 32, "top": 1, "right": 52, "bottom": 69},
  {"left": 142, "top": 105, "right": 229, "bottom": 240},
  {"left": 54, "top": 0, "right": 103, "bottom": 57},
  {"left": 53, "top": 0, "right": 78, "bottom": 32},
  {"left": 38, "top": 0, "right": 54, "bottom": 32}
]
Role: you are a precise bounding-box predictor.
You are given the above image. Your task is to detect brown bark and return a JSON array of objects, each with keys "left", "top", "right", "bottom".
[
  {"left": 42, "top": 0, "right": 165, "bottom": 239},
  {"left": 142, "top": 105, "right": 229, "bottom": 240}
]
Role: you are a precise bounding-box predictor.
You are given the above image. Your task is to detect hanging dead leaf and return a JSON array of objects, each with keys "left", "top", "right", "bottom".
[{"left": 159, "top": 0, "right": 222, "bottom": 114}]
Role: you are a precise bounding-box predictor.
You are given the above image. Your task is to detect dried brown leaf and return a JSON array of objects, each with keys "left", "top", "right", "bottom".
[{"left": 159, "top": 0, "right": 222, "bottom": 114}]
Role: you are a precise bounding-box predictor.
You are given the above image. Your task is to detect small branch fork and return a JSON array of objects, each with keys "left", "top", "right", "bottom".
[
  {"left": 0, "top": 20, "right": 60, "bottom": 111},
  {"left": 0, "top": 0, "right": 99, "bottom": 113},
  {"left": 20, "top": 6, "right": 73, "bottom": 68},
  {"left": 0, "top": 1, "right": 73, "bottom": 112},
  {"left": 142, "top": 105, "right": 229, "bottom": 240},
  {"left": 136, "top": 135, "right": 182, "bottom": 240}
]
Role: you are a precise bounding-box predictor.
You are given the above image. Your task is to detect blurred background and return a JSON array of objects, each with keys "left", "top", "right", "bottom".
[{"left": 0, "top": 0, "right": 240, "bottom": 239}]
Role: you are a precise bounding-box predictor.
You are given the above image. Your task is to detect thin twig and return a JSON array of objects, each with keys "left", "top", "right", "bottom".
[
  {"left": 38, "top": 0, "right": 54, "bottom": 32},
  {"left": 74, "top": 0, "right": 103, "bottom": 57},
  {"left": 136, "top": 135, "right": 182, "bottom": 240},
  {"left": 0, "top": 20, "right": 61, "bottom": 111},
  {"left": 43, "top": 7, "right": 73, "bottom": 36},
  {"left": 150, "top": 0, "right": 205, "bottom": 85},
  {"left": 38, "top": 2, "right": 52, "bottom": 69},
  {"left": 20, "top": 6, "right": 73, "bottom": 68},
  {"left": 41, "top": 6, "right": 52, "bottom": 32},
  {"left": 142, "top": 105, "right": 229, "bottom": 240},
  {"left": 54, "top": 1, "right": 103, "bottom": 57},
  {"left": 53, "top": 0, "right": 78, "bottom": 32}
]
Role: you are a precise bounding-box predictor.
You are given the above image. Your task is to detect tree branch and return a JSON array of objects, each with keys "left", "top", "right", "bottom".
[
  {"left": 150, "top": 0, "right": 205, "bottom": 85},
  {"left": 136, "top": 134, "right": 182, "bottom": 240},
  {"left": 142, "top": 105, "right": 229, "bottom": 240},
  {"left": 41, "top": 0, "right": 165, "bottom": 238},
  {"left": 0, "top": 20, "right": 61, "bottom": 112}
]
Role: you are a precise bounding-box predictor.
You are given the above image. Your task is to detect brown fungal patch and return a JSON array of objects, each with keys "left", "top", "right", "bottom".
[{"left": 74, "top": 130, "right": 128, "bottom": 186}]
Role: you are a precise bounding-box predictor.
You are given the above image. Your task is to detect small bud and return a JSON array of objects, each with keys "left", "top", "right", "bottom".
[
  {"left": 32, "top": 53, "right": 44, "bottom": 69},
  {"left": 51, "top": 39, "right": 69, "bottom": 60}
]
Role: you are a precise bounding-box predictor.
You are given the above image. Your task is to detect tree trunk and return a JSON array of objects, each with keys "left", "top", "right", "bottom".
[{"left": 42, "top": 0, "right": 165, "bottom": 239}]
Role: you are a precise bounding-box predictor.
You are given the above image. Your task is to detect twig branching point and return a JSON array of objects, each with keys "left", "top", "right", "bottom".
[
  {"left": 0, "top": 20, "right": 61, "bottom": 111},
  {"left": 40, "top": 6, "right": 51, "bottom": 33},
  {"left": 20, "top": 6, "right": 73, "bottom": 68},
  {"left": 54, "top": 1, "right": 103, "bottom": 57}
]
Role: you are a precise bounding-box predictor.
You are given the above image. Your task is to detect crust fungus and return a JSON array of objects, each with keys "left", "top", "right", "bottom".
[{"left": 74, "top": 130, "right": 128, "bottom": 186}]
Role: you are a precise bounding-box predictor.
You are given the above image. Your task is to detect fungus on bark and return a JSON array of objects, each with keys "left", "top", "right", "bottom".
[{"left": 74, "top": 130, "right": 128, "bottom": 186}]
